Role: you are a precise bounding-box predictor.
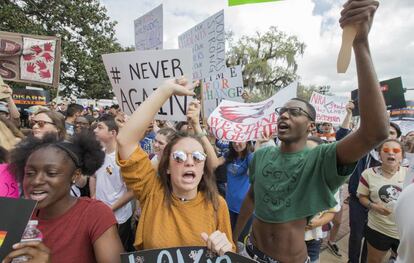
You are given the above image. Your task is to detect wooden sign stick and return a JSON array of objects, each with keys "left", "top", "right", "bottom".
[{"left": 337, "top": 25, "right": 357, "bottom": 73}]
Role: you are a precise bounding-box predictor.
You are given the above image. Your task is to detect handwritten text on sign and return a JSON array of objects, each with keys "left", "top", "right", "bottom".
[
  {"left": 178, "top": 10, "right": 225, "bottom": 80},
  {"left": 134, "top": 4, "right": 163, "bottom": 50},
  {"left": 309, "top": 91, "right": 348, "bottom": 125},
  {"left": 208, "top": 82, "right": 297, "bottom": 142},
  {"left": 203, "top": 66, "right": 244, "bottom": 118},
  {"left": 102, "top": 49, "right": 192, "bottom": 120},
  {"left": 121, "top": 246, "right": 257, "bottom": 263}
]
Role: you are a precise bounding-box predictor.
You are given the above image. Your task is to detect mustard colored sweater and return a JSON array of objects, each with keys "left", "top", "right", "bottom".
[{"left": 117, "top": 146, "right": 235, "bottom": 250}]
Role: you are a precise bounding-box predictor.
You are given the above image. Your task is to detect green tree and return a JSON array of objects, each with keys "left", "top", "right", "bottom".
[
  {"left": 226, "top": 27, "right": 305, "bottom": 102},
  {"left": 0, "top": 0, "right": 124, "bottom": 99},
  {"left": 297, "top": 83, "right": 332, "bottom": 101}
]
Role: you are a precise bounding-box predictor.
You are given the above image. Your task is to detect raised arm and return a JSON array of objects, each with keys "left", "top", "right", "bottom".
[
  {"left": 187, "top": 100, "right": 224, "bottom": 172},
  {"left": 117, "top": 78, "right": 194, "bottom": 159},
  {"left": 336, "top": 0, "right": 388, "bottom": 165}
]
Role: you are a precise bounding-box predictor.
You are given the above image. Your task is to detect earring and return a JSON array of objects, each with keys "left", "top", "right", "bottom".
[
  {"left": 166, "top": 169, "right": 170, "bottom": 174},
  {"left": 72, "top": 180, "right": 76, "bottom": 184}
]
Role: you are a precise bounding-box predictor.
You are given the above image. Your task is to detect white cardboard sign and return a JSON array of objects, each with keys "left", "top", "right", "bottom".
[
  {"left": 207, "top": 82, "right": 297, "bottom": 142},
  {"left": 178, "top": 10, "right": 225, "bottom": 80},
  {"left": 134, "top": 4, "right": 163, "bottom": 50},
  {"left": 102, "top": 49, "right": 192, "bottom": 121},
  {"left": 309, "top": 91, "right": 349, "bottom": 125},
  {"left": 203, "top": 65, "right": 244, "bottom": 118}
]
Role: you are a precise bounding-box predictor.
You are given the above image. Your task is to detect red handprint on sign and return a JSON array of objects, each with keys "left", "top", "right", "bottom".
[
  {"left": 36, "top": 60, "right": 47, "bottom": 70},
  {"left": 44, "top": 42, "right": 53, "bottom": 52},
  {"left": 23, "top": 53, "right": 35, "bottom": 61},
  {"left": 39, "top": 69, "right": 51, "bottom": 79},
  {"left": 31, "top": 45, "right": 42, "bottom": 55},
  {"left": 41, "top": 52, "right": 54, "bottom": 62},
  {"left": 26, "top": 63, "right": 36, "bottom": 73}
]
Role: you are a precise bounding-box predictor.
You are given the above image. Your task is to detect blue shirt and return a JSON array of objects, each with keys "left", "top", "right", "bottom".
[
  {"left": 139, "top": 132, "right": 156, "bottom": 155},
  {"left": 226, "top": 153, "right": 253, "bottom": 213}
]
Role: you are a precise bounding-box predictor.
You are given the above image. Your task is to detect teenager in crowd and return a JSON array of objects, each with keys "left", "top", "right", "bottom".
[
  {"left": 357, "top": 139, "right": 406, "bottom": 263},
  {"left": 5, "top": 132, "right": 123, "bottom": 262},
  {"left": 31, "top": 109, "right": 66, "bottom": 140},
  {"left": 233, "top": 2, "right": 389, "bottom": 262},
  {"left": 117, "top": 78, "right": 234, "bottom": 255}
]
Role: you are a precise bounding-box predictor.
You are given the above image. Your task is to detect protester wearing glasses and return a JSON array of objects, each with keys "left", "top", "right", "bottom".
[
  {"left": 116, "top": 78, "right": 234, "bottom": 255},
  {"left": 357, "top": 139, "right": 406, "bottom": 263},
  {"left": 31, "top": 109, "right": 66, "bottom": 140},
  {"left": 232, "top": 2, "right": 389, "bottom": 262}
]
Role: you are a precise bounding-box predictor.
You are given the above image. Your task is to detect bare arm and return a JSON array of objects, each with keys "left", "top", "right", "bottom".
[
  {"left": 306, "top": 212, "right": 335, "bottom": 230},
  {"left": 336, "top": 0, "right": 388, "bottom": 165},
  {"left": 358, "top": 194, "right": 391, "bottom": 216},
  {"left": 93, "top": 225, "right": 124, "bottom": 263},
  {"left": 89, "top": 175, "right": 96, "bottom": 198},
  {"left": 187, "top": 100, "right": 224, "bottom": 172},
  {"left": 232, "top": 186, "right": 255, "bottom": 243},
  {"left": 117, "top": 78, "right": 195, "bottom": 160},
  {"left": 340, "top": 101, "right": 354, "bottom": 129},
  {"left": 111, "top": 190, "right": 135, "bottom": 212}
]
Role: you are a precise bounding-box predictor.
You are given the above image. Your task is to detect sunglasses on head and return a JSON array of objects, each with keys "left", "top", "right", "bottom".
[
  {"left": 382, "top": 147, "right": 401, "bottom": 154},
  {"left": 171, "top": 150, "right": 207, "bottom": 163},
  {"left": 275, "top": 107, "right": 314, "bottom": 121},
  {"left": 30, "top": 120, "right": 55, "bottom": 128}
]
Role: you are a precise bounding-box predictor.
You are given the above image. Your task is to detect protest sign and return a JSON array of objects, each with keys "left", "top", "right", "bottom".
[
  {"left": 12, "top": 88, "right": 50, "bottom": 110},
  {"left": 121, "top": 246, "right": 257, "bottom": 263},
  {"left": 351, "top": 77, "right": 406, "bottom": 116},
  {"left": 0, "top": 31, "right": 61, "bottom": 88},
  {"left": 208, "top": 82, "right": 297, "bottom": 142},
  {"left": 0, "top": 197, "right": 37, "bottom": 259},
  {"left": 309, "top": 91, "right": 348, "bottom": 125},
  {"left": 102, "top": 49, "right": 192, "bottom": 120},
  {"left": 390, "top": 100, "right": 414, "bottom": 121},
  {"left": 228, "top": 0, "right": 281, "bottom": 6},
  {"left": 134, "top": 4, "right": 163, "bottom": 50},
  {"left": 178, "top": 10, "right": 225, "bottom": 80},
  {"left": 203, "top": 66, "right": 244, "bottom": 118}
]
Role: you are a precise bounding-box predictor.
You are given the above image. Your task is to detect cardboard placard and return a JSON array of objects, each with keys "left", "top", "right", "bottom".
[
  {"left": 12, "top": 88, "right": 50, "bottom": 109},
  {"left": 309, "top": 91, "right": 349, "bottom": 125},
  {"left": 134, "top": 4, "right": 163, "bottom": 51}
]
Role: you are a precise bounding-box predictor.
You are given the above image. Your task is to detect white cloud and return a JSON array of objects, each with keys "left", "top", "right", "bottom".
[{"left": 101, "top": 0, "right": 414, "bottom": 99}]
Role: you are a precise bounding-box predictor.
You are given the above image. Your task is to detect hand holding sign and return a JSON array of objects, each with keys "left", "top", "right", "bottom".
[
  {"left": 2, "top": 241, "right": 51, "bottom": 263},
  {"left": 201, "top": 231, "right": 233, "bottom": 256},
  {"left": 337, "top": 0, "right": 379, "bottom": 73},
  {"left": 159, "top": 77, "right": 195, "bottom": 97},
  {"left": 187, "top": 100, "right": 201, "bottom": 128}
]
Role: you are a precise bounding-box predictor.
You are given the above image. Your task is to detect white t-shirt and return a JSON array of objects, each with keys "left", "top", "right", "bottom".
[
  {"left": 396, "top": 183, "right": 414, "bottom": 263},
  {"left": 95, "top": 151, "right": 132, "bottom": 224},
  {"left": 357, "top": 166, "right": 406, "bottom": 239}
]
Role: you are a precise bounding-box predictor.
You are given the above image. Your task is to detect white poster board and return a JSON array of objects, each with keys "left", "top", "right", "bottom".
[
  {"left": 102, "top": 49, "right": 192, "bottom": 121},
  {"left": 203, "top": 65, "right": 244, "bottom": 118},
  {"left": 207, "top": 82, "right": 297, "bottom": 142},
  {"left": 178, "top": 10, "right": 225, "bottom": 80},
  {"left": 309, "top": 91, "right": 349, "bottom": 125},
  {"left": 134, "top": 4, "right": 163, "bottom": 50}
]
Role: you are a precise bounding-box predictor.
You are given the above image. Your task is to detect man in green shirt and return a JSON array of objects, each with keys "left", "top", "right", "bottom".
[{"left": 233, "top": 1, "right": 388, "bottom": 262}]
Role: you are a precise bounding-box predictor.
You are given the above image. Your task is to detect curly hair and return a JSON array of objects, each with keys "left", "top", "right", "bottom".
[
  {"left": 158, "top": 133, "right": 220, "bottom": 211},
  {"left": 10, "top": 131, "right": 104, "bottom": 183}
]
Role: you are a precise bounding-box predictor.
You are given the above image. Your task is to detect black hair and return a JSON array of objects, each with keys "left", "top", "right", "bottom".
[
  {"left": 0, "top": 146, "right": 9, "bottom": 163},
  {"left": 110, "top": 104, "right": 119, "bottom": 110},
  {"left": 225, "top": 141, "right": 253, "bottom": 164},
  {"left": 97, "top": 114, "right": 119, "bottom": 133},
  {"left": 10, "top": 131, "right": 104, "bottom": 183},
  {"left": 291, "top": 98, "right": 316, "bottom": 121},
  {"left": 66, "top": 103, "right": 84, "bottom": 117},
  {"left": 390, "top": 122, "right": 402, "bottom": 138}
]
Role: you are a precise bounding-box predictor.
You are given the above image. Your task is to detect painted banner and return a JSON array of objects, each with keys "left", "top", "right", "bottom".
[
  {"left": 203, "top": 66, "right": 244, "bottom": 118},
  {"left": 309, "top": 91, "right": 348, "bottom": 125},
  {"left": 121, "top": 246, "right": 257, "bottom": 263},
  {"left": 390, "top": 100, "right": 414, "bottom": 121},
  {"left": 178, "top": 10, "right": 225, "bottom": 80},
  {"left": 208, "top": 82, "right": 297, "bottom": 142},
  {"left": 0, "top": 197, "right": 37, "bottom": 260},
  {"left": 0, "top": 31, "right": 61, "bottom": 88},
  {"left": 134, "top": 4, "right": 163, "bottom": 50},
  {"left": 12, "top": 88, "right": 50, "bottom": 109},
  {"left": 102, "top": 49, "right": 192, "bottom": 120},
  {"left": 229, "top": 0, "right": 282, "bottom": 6}
]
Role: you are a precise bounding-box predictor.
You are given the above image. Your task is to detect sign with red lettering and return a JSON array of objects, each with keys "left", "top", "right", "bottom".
[
  {"left": 207, "top": 82, "right": 297, "bottom": 142},
  {"left": 309, "top": 91, "right": 348, "bottom": 125},
  {"left": 0, "top": 31, "right": 61, "bottom": 88}
]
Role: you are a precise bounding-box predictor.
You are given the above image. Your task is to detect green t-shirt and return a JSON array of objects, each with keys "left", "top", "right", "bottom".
[{"left": 249, "top": 142, "right": 356, "bottom": 223}]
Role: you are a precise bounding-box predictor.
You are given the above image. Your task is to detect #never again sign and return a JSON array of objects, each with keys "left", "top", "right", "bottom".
[{"left": 102, "top": 49, "right": 192, "bottom": 120}]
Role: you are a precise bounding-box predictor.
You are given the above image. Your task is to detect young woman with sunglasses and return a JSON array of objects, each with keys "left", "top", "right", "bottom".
[
  {"left": 357, "top": 139, "right": 407, "bottom": 263},
  {"left": 31, "top": 110, "right": 66, "bottom": 140},
  {"left": 117, "top": 78, "right": 234, "bottom": 255}
]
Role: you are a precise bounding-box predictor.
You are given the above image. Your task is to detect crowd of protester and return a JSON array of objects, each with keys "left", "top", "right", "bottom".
[{"left": 1, "top": 1, "right": 413, "bottom": 263}]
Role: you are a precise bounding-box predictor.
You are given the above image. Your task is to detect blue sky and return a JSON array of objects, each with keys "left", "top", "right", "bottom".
[{"left": 100, "top": 0, "right": 414, "bottom": 99}]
